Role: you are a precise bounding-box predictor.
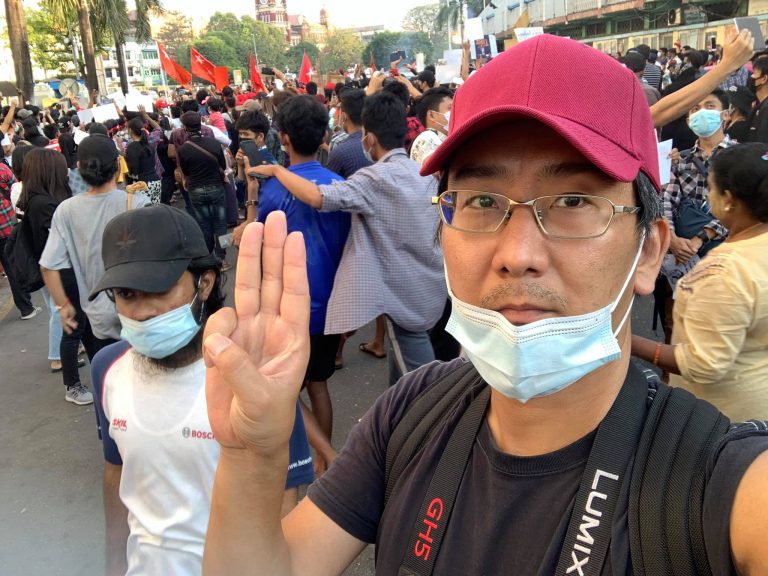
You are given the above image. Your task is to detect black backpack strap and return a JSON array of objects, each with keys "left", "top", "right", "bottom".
[
  {"left": 628, "top": 385, "right": 730, "bottom": 576},
  {"left": 398, "top": 387, "right": 491, "bottom": 576},
  {"left": 384, "top": 361, "right": 481, "bottom": 507}
]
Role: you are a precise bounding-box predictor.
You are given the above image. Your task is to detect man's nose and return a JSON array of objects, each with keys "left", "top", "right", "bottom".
[{"left": 489, "top": 205, "right": 550, "bottom": 277}]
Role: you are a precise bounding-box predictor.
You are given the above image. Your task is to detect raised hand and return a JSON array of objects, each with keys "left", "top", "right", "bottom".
[{"left": 203, "top": 212, "right": 310, "bottom": 455}]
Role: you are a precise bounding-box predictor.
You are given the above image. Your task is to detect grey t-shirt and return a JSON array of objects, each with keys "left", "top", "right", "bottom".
[{"left": 40, "top": 189, "right": 149, "bottom": 340}]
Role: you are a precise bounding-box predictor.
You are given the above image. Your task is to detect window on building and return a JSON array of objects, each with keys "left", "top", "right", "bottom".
[
  {"left": 150, "top": 68, "right": 161, "bottom": 76},
  {"left": 105, "top": 68, "right": 113, "bottom": 78},
  {"left": 142, "top": 49, "right": 159, "bottom": 60},
  {"left": 124, "top": 50, "right": 133, "bottom": 60}
]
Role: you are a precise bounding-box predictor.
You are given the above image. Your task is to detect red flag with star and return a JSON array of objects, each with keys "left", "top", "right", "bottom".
[
  {"left": 299, "top": 52, "right": 313, "bottom": 85},
  {"left": 158, "top": 43, "right": 191, "bottom": 88},
  {"left": 214, "top": 66, "right": 229, "bottom": 91},
  {"left": 249, "top": 53, "right": 266, "bottom": 93},
  {"left": 190, "top": 47, "right": 217, "bottom": 83}
]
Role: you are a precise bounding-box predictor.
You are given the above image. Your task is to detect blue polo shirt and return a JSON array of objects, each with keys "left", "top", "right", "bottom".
[{"left": 258, "top": 161, "right": 350, "bottom": 335}]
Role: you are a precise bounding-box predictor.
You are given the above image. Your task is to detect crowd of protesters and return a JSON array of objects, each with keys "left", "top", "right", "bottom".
[{"left": 0, "top": 27, "right": 767, "bottom": 575}]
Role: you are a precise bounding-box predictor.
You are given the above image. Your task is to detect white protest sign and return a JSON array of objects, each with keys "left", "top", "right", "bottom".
[
  {"left": 443, "top": 49, "right": 464, "bottom": 66},
  {"left": 73, "top": 128, "right": 88, "bottom": 145},
  {"left": 91, "top": 104, "right": 120, "bottom": 123},
  {"left": 435, "top": 64, "right": 462, "bottom": 85},
  {"left": 125, "top": 92, "right": 154, "bottom": 112},
  {"left": 657, "top": 139, "right": 673, "bottom": 186},
  {"left": 515, "top": 27, "right": 545, "bottom": 43},
  {"left": 464, "top": 17, "right": 484, "bottom": 42},
  {"left": 107, "top": 91, "right": 126, "bottom": 108},
  {"left": 77, "top": 108, "right": 94, "bottom": 124}
]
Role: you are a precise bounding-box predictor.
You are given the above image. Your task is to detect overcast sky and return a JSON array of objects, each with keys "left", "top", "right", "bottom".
[{"left": 159, "top": 0, "right": 420, "bottom": 31}]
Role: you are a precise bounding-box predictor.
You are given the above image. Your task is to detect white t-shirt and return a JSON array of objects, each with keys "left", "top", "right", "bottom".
[
  {"left": 92, "top": 343, "right": 315, "bottom": 576},
  {"left": 409, "top": 129, "right": 446, "bottom": 167}
]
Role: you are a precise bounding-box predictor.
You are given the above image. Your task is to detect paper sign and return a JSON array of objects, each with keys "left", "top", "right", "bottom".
[
  {"left": 125, "top": 92, "right": 154, "bottom": 112},
  {"left": 464, "top": 17, "right": 484, "bottom": 42},
  {"left": 471, "top": 35, "right": 499, "bottom": 60},
  {"left": 515, "top": 27, "right": 545, "bottom": 43},
  {"left": 73, "top": 129, "right": 88, "bottom": 145},
  {"left": 107, "top": 91, "right": 126, "bottom": 108},
  {"left": 91, "top": 104, "right": 120, "bottom": 123},
  {"left": 77, "top": 109, "right": 94, "bottom": 124},
  {"left": 657, "top": 139, "right": 673, "bottom": 186},
  {"left": 435, "top": 64, "right": 462, "bottom": 85},
  {"left": 443, "top": 49, "right": 464, "bottom": 66}
]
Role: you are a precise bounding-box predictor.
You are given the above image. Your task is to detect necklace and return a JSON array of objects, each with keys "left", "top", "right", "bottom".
[{"left": 727, "top": 222, "right": 767, "bottom": 242}]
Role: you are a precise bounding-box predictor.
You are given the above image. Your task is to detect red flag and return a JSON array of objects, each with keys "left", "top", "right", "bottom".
[
  {"left": 369, "top": 51, "right": 376, "bottom": 72},
  {"left": 158, "top": 42, "right": 191, "bottom": 88},
  {"left": 299, "top": 52, "right": 313, "bottom": 85},
  {"left": 214, "top": 66, "right": 229, "bottom": 91},
  {"left": 191, "top": 47, "right": 217, "bottom": 83},
  {"left": 249, "top": 53, "right": 266, "bottom": 93}
]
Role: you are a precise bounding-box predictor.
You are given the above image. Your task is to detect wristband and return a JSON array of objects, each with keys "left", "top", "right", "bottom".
[
  {"left": 55, "top": 299, "right": 70, "bottom": 311},
  {"left": 652, "top": 342, "right": 663, "bottom": 366},
  {"left": 244, "top": 199, "right": 258, "bottom": 207}
]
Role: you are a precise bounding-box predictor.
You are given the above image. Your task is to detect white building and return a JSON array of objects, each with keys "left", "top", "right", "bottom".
[{"left": 101, "top": 41, "right": 164, "bottom": 90}]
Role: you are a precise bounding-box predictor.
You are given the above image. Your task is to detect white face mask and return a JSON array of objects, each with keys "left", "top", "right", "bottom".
[
  {"left": 442, "top": 110, "right": 451, "bottom": 133},
  {"left": 445, "top": 234, "right": 645, "bottom": 403}
]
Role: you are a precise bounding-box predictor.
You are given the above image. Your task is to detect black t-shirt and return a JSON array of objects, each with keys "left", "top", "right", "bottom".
[
  {"left": 726, "top": 120, "right": 751, "bottom": 143},
  {"left": 58, "top": 132, "right": 78, "bottom": 169},
  {"left": 307, "top": 359, "right": 768, "bottom": 575},
  {"left": 746, "top": 97, "right": 768, "bottom": 144},
  {"left": 177, "top": 135, "right": 225, "bottom": 189},
  {"left": 125, "top": 141, "right": 159, "bottom": 183}
]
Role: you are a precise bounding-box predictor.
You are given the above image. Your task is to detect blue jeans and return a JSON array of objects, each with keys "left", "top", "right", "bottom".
[
  {"left": 188, "top": 184, "right": 227, "bottom": 256},
  {"left": 385, "top": 317, "right": 436, "bottom": 386}
]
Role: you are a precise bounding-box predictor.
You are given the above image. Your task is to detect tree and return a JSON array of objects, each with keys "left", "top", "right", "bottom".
[
  {"left": 363, "top": 31, "right": 435, "bottom": 70},
  {"left": 155, "top": 10, "right": 194, "bottom": 58},
  {"left": 4, "top": 0, "right": 34, "bottom": 98},
  {"left": 363, "top": 31, "right": 401, "bottom": 72},
  {"left": 26, "top": 8, "right": 76, "bottom": 77},
  {"left": 321, "top": 30, "right": 364, "bottom": 73},
  {"left": 285, "top": 41, "right": 320, "bottom": 74},
  {"left": 435, "top": 0, "right": 485, "bottom": 43},
  {"left": 403, "top": 3, "right": 446, "bottom": 59}
]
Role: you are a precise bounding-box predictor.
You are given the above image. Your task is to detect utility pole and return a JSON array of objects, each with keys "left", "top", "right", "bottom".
[{"left": 66, "top": 20, "right": 81, "bottom": 80}]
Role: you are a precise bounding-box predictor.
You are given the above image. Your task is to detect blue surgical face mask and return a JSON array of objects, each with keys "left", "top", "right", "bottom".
[
  {"left": 445, "top": 235, "right": 645, "bottom": 403},
  {"left": 119, "top": 294, "right": 202, "bottom": 359},
  {"left": 687, "top": 109, "right": 723, "bottom": 138}
]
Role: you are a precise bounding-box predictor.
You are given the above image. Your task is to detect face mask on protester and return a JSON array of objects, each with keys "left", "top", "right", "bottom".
[
  {"left": 119, "top": 294, "right": 202, "bottom": 359},
  {"left": 687, "top": 109, "right": 723, "bottom": 138},
  {"left": 445, "top": 235, "right": 645, "bottom": 403},
  {"left": 361, "top": 133, "right": 374, "bottom": 163},
  {"left": 440, "top": 110, "right": 451, "bottom": 133}
]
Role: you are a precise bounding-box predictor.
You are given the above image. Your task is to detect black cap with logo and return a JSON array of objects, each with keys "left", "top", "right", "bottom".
[{"left": 89, "top": 204, "right": 212, "bottom": 301}]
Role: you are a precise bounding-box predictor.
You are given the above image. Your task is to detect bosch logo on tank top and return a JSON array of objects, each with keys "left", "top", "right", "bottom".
[
  {"left": 181, "top": 427, "right": 215, "bottom": 440},
  {"left": 112, "top": 418, "right": 128, "bottom": 432}
]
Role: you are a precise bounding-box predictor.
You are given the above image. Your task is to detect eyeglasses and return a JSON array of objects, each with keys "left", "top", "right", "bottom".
[{"left": 434, "top": 190, "right": 641, "bottom": 239}]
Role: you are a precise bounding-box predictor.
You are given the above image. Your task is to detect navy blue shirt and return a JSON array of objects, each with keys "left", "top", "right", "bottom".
[
  {"left": 326, "top": 131, "right": 372, "bottom": 179},
  {"left": 258, "top": 161, "right": 351, "bottom": 335}
]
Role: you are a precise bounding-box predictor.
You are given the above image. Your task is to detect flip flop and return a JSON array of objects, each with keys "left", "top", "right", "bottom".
[{"left": 359, "top": 343, "right": 386, "bottom": 359}]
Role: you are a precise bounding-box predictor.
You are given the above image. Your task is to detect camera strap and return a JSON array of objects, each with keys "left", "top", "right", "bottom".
[{"left": 396, "top": 365, "right": 649, "bottom": 576}]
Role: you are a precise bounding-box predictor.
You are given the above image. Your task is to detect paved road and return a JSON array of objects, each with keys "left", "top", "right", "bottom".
[{"left": 0, "top": 266, "right": 662, "bottom": 576}]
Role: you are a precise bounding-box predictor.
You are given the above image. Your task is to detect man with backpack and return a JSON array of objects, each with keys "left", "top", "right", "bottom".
[{"left": 200, "top": 36, "right": 768, "bottom": 575}]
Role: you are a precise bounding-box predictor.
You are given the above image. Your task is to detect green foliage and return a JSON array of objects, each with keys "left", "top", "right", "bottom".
[
  {"left": 362, "top": 31, "right": 401, "bottom": 71},
  {"left": 25, "top": 7, "right": 76, "bottom": 75},
  {"left": 285, "top": 41, "right": 320, "bottom": 73},
  {"left": 362, "top": 31, "right": 435, "bottom": 69},
  {"left": 320, "top": 30, "right": 364, "bottom": 73},
  {"left": 154, "top": 10, "right": 193, "bottom": 58},
  {"left": 403, "top": 3, "right": 447, "bottom": 60}
]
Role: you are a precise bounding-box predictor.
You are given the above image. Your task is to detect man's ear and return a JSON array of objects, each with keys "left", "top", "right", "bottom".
[
  {"left": 634, "top": 219, "right": 670, "bottom": 296},
  {"left": 279, "top": 132, "right": 291, "bottom": 150},
  {"left": 198, "top": 270, "right": 216, "bottom": 301}
]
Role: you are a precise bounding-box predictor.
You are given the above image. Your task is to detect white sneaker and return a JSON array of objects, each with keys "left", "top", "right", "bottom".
[
  {"left": 20, "top": 306, "right": 42, "bottom": 320},
  {"left": 65, "top": 384, "right": 94, "bottom": 406}
]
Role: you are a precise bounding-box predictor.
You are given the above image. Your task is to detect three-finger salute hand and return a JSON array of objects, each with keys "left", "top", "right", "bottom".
[{"left": 204, "top": 211, "right": 310, "bottom": 455}]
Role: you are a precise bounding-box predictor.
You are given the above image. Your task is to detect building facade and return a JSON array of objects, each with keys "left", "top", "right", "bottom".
[{"left": 101, "top": 42, "right": 164, "bottom": 90}]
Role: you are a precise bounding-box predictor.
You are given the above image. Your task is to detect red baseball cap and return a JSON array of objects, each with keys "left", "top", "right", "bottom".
[{"left": 421, "top": 35, "right": 661, "bottom": 192}]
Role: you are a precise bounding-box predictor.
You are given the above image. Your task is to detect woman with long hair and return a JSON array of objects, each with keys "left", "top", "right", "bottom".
[
  {"left": 633, "top": 143, "right": 768, "bottom": 420},
  {"left": 125, "top": 116, "right": 161, "bottom": 204},
  {"left": 17, "top": 148, "right": 87, "bottom": 400}
]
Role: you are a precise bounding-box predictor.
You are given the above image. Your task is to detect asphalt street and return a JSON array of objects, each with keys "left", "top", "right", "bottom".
[{"left": 0, "top": 259, "right": 662, "bottom": 576}]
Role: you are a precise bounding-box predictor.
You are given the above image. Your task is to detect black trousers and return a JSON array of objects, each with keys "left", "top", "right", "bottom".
[{"left": 0, "top": 236, "right": 34, "bottom": 316}]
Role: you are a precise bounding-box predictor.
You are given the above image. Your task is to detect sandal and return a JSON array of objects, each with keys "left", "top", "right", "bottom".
[{"left": 359, "top": 342, "right": 386, "bottom": 359}]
